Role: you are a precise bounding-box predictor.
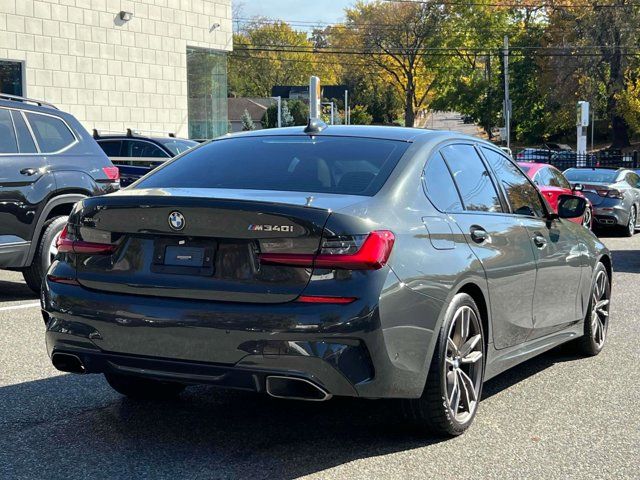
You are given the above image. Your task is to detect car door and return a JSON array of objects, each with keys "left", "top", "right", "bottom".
[
  {"left": 481, "top": 147, "right": 584, "bottom": 338},
  {"left": 0, "top": 107, "right": 45, "bottom": 266},
  {"left": 439, "top": 143, "right": 537, "bottom": 349},
  {"left": 623, "top": 171, "right": 640, "bottom": 210}
]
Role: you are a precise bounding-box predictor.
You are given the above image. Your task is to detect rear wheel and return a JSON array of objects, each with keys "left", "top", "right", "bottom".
[
  {"left": 105, "top": 373, "right": 186, "bottom": 399},
  {"left": 622, "top": 206, "right": 636, "bottom": 237},
  {"left": 22, "top": 216, "right": 67, "bottom": 294},
  {"left": 403, "top": 293, "right": 485, "bottom": 436},
  {"left": 578, "top": 263, "right": 610, "bottom": 356}
]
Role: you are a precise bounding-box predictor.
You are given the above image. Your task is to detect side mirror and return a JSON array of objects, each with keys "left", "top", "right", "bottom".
[
  {"left": 557, "top": 194, "right": 587, "bottom": 219},
  {"left": 572, "top": 183, "right": 584, "bottom": 192}
]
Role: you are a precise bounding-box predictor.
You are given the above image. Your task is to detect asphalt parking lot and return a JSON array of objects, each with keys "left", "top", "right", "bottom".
[{"left": 1, "top": 234, "right": 639, "bottom": 480}]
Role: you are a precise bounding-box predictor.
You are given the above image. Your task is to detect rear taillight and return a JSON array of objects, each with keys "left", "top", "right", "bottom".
[
  {"left": 102, "top": 166, "right": 120, "bottom": 180},
  {"left": 259, "top": 230, "right": 395, "bottom": 270},
  {"left": 56, "top": 225, "right": 116, "bottom": 255},
  {"left": 596, "top": 189, "right": 623, "bottom": 199}
]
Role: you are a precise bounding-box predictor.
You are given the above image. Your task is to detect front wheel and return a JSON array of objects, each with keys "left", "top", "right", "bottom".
[
  {"left": 578, "top": 263, "right": 611, "bottom": 356},
  {"left": 582, "top": 206, "right": 592, "bottom": 229},
  {"left": 105, "top": 373, "right": 186, "bottom": 399},
  {"left": 402, "top": 293, "right": 485, "bottom": 436},
  {"left": 22, "top": 216, "right": 67, "bottom": 294}
]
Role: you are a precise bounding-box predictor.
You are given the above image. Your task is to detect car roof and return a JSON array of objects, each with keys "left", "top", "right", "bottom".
[
  {"left": 223, "top": 125, "right": 444, "bottom": 143},
  {"left": 518, "top": 162, "right": 555, "bottom": 172},
  {"left": 96, "top": 135, "right": 194, "bottom": 143}
]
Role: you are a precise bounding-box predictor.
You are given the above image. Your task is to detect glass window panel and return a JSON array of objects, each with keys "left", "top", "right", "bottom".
[
  {"left": 187, "top": 47, "right": 228, "bottom": 140},
  {"left": 0, "top": 60, "right": 23, "bottom": 96},
  {"left": 423, "top": 153, "right": 463, "bottom": 212},
  {"left": 25, "top": 113, "right": 76, "bottom": 153},
  {"left": 11, "top": 111, "right": 37, "bottom": 153},
  {"left": 0, "top": 109, "right": 18, "bottom": 153}
]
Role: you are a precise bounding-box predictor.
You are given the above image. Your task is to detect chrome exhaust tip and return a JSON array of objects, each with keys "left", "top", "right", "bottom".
[
  {"left": 51, "top": 352, "right": 86, "bottom": 374},
  {"left": 265, "top": 376, "right": 331, "bottom": 402}
]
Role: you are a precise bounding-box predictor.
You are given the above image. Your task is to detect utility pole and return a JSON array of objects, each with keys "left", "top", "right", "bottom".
[
  {"left": 344, "top": 90, "right": 349, "bottom": 125},
  {"left": 503, "top": 36, "right": 510, "bottom": 149},
  {"left": 277, "top": 96, "right": 282, "bottom": 128},
  {"left": 591, "top": 107, "right": 595, "bottom": 152}
]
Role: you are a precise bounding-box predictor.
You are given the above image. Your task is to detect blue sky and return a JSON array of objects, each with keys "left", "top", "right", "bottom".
[{"left": 239, "top": 0, "right": 357, "bottom": 25}]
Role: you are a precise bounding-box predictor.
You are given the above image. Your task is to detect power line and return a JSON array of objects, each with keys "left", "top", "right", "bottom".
[{"left": 382, "top": 0, "right": 640, "bottom": 8}]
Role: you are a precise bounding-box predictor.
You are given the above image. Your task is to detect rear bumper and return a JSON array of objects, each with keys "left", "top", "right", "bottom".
[
  {"left": 42, "top": 277, "right": 432, "bottom": 399},
  {"left": 593, "top": 204, "right": 628, "bottom": 226}
]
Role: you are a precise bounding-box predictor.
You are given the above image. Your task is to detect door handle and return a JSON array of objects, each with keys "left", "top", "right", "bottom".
[
  {"left": 532, "top": 234, "right": 547, "bottom": 249},
  {"left": 20, "top": 168, "right": 38, "bottom": 176},
  {"left": 469, "top": 226, "right": 489, "bottom": 243}
]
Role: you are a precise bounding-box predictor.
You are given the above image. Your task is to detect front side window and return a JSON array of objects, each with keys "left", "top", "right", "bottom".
[
  {"left": 25, "top": 113, "right": 76, "bottom": 153},
  {"left": 0, "top": 108, "right": 18, "bottom": 153},
  {"left": 482, "top": 148, "right": 545, "bottom": 218},
  {"left": 137, "top": 136, "right": 409, "bottom": 196},
  {"left": 440, "top": 144, "right": 502, "bottom": 212},
  {"left": 423, "top": 153, "right": 463, "bottom": 212}
]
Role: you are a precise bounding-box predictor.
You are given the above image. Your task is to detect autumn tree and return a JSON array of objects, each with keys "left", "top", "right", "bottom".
[{"left": 342, "top": 1, "right": 446, "bottom": 127}]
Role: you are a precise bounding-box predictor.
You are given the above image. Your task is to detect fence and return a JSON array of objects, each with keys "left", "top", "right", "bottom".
[{"left": 515, "top": 149, "right": 640, "bottom": 171}]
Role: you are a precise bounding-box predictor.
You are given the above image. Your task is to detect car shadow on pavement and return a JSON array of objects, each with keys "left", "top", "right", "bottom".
[
  {"left": 481, "top": 343, "right": 584, "bottom": 400},
  {"left": 0, "top": 373, "right": 445, "bottom": 480},
  {"left": 0, "top": 278, "right": 37, "bottom": 301},
  {"left": 608, "top": 249, "right": 640, "bottom": 273}
]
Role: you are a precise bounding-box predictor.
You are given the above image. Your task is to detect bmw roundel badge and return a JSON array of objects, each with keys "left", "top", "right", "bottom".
[{"left": 168, "top": 211, "right": 185, "bottom": 231}]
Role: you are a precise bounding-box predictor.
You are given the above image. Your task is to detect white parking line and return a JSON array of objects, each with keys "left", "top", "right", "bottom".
[{"left": 0, "top": 302, "right": 41, "bottom": 312}]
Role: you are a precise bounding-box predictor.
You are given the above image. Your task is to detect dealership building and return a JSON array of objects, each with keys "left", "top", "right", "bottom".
[{"left": 0, "top": 0, "right": 232, "bottom": 139}]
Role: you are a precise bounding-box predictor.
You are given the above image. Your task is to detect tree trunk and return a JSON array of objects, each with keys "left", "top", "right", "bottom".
[
  {"left": 404, "top": 88, "right": 415, "bottom": 127},
  {"left": 611, "top": 113, "right": 631, "bottom": 148}
]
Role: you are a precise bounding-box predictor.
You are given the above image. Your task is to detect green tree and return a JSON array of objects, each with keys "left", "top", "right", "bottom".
[
  {"left": 241, "top": 109, "right": 255, "bottom": 131},
  {"left": 349, "top": 105, "right": 373, "bottom": 125}
]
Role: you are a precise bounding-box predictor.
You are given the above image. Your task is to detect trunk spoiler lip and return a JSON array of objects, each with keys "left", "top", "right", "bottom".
[{"left": 86, "top": 188, "right": 369, "bottom": 212}]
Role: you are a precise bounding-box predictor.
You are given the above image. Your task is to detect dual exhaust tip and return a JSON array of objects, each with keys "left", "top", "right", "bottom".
[
  {"left": 266, "top": 376, "right": 331, "bottom": 402},
  {"left": 52, "top": 353, "right": 331, "bottom": 402},
  {"left": 51, "top": 352, "right": 85, "bottom": 374}
]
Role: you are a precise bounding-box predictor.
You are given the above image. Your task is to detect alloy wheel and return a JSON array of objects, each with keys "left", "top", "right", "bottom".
[
  {"left": 444, "top": 306, "right": 484, "bottom": 424},
  {"left": 628, "top": 208, "right": 636, "bottom": 236},
  {"left": 591, "top": 270, "right": 610, "bottom": 349},
  {"left": 582, "top": 207, "right": 591, "bottom": 229}
]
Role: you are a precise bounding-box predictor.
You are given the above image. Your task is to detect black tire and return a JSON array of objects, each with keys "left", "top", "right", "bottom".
[
  {"left": 22, "top": 216, "right": 68, "bottom": 294},
  {"left": 577, "top": 263, "right": 611, "bottom": 356},
  {"left": 622, "top": 206, "right": 636, "bottom": 237},
  {"left": 105, "top": 373, "right": 186, "bottom": 399},
  {"left": 402, "top": 293, "right": 485, "bottom": 437}
]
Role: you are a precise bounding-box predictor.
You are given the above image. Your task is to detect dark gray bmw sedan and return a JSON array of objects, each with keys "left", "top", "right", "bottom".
[{"left": 43, "top": 126, "right": 611, "bottom": 436}]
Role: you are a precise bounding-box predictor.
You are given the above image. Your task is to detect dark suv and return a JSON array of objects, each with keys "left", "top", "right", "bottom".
[
  {"left": 0, "top": 93, "right": 119, "bottom": 293},
  {"left": 94, "top": 130, "right": 198, "bottom": 187}
]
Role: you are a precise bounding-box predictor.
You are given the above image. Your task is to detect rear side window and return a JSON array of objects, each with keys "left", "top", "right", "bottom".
[
  {"left": 25, "top": 112, "right": 76, "bottom": 153},
  {"left": 549, "top": 167, "right": 571, "bottom": 189},
  {"left": 98, "top": 140, "right": 122, "bottom": 157},
  {"left": 423, "top": 153, "right": 463, "bottom": 212},
  {"left": 137, "top": 136, "right": 410, "bottom": 196},
  {"left": 11, "top": 111, "right": 37, "bottom": 153},
  {"left": 440, "top": 144, "right": 502, "bottom": 212},
  {"left": 0, "top": 109, "right": 18, "bottom": 153},
  {"left": 122, "top": 140, "right": 168, "bottom": 158},
  {"left": 482, "top": 148, "right": 545, "bottom": 218}
]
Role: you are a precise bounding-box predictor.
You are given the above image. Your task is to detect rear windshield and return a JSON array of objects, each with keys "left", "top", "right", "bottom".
[
  {"left": 564, "top": 169, "right": 619, "bottom": 183},
  {"left": 137, "top": 136, "right": 410, "bottom": 196},
  {"left": 158, "top": 139, "right": 198, "bottom": 156}
]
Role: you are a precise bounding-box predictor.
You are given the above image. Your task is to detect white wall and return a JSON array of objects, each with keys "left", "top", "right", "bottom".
[{"left": 0, "top": 0, "right": 232, "bottom": 137}]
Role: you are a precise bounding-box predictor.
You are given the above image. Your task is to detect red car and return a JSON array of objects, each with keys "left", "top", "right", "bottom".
[{"left": 518, "top": 162, "right": 592, "bottom": 228}]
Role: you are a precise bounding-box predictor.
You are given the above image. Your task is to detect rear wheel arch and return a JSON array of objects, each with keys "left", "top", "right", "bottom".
[
  {"left": 598, "top": 254, "right": 612, "bottom": 282},
  {"left": 456, "top": 282, "right": 491, "bottom": 352},
  {"left": 25, "top": 193, "right": 89, "bottom": 265}
]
